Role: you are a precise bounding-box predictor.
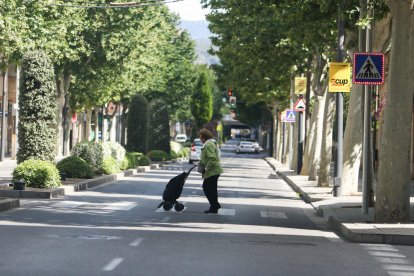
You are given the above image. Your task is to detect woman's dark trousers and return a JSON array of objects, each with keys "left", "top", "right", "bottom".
[{"left": 202, "top": 175, "right": 221, "bottom": 210}]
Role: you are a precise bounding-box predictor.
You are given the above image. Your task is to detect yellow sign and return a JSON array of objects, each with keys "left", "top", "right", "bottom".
[
  {"left": 329, "top": 62, "right": 351, "bottom": 93},
  {"left": 294, "top": 77, "right": 307, "bottom": 94}
]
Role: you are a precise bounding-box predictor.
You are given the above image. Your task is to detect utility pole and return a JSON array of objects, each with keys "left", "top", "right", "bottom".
[
  {"left": 0, "top": 67, "right": 8, "bottom": 162},
  {"left": 334, "top": 1, "right": 345, "bottom": 196}
]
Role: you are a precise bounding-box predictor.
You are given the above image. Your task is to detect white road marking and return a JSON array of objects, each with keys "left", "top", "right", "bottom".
[
  {"left": 260, "top": 211, "right": 287, "bottom": 219},
  {"left": 217, "top": 209, "right": 235, "bottom": 216},
  {"left": 102, "top": 258, "right": 123, "bottom": 271},
  {"left": 130, "top": 238, "right": 143, "bottom": 247},
  {"left": 51, "top": 201, "right": 137, "bottom": 211},
  {"left": 52, "top": 201, "right": 84, "bottom": 208}
]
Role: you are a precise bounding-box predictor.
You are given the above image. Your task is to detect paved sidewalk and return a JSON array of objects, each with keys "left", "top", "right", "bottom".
[{"left": 265, "top": 157, "right": 414, "bottom": 245}]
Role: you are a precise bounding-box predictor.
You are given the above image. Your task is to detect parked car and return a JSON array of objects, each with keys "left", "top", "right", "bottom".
[
  {"left": 189, "top": 138, "right": 203, "bottom": 164},
  {"left": 236, "top": 141, "right": 258, "bottom": 154},
  {"left": 220, "top": 139, "right": 241, "bottom": 152},
  {"left": 175, "top": 134, "right": 188, "bottom": 143}
]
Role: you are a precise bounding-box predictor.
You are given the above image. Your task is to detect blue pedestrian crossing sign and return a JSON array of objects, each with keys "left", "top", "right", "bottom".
[
  {"left": 353, "top": 53, "right": 384, "bottom": 85},
  {"left": 284, "top": 110, "right": 296, "bottom": 123}
]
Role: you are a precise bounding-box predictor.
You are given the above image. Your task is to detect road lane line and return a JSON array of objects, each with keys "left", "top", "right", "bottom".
[
  {"left": 102, "top": 258, "right": 123, "bottom": 271},
  {"left": 130, "top": 238, "right": 143, "bottom": 247}
]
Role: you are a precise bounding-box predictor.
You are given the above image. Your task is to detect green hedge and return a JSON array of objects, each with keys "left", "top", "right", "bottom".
[
  {"left": 123, "top": 152, "right": 150, "bottom": 169},
  {"left": 56, "top": 156, "right": 93, "bottom": 179},
  {"left": 147, "top": 150, "right": 170, "bottom": 162},
  {"left": 71, "top": 141, "right": 103, "bottom": 174},
  {"left": 17, "top": 50, "right": 57, "bottom": 163},
  {"left": 12, "top": 159, "right": 61, "bottom": 188},
  {"left": 101, "top": 157, "right": 120, "bottom": 175}
]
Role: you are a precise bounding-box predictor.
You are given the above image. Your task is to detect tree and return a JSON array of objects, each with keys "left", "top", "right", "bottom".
[
  {"left": 148, "top": 99, "right": 171, "bottom": 153},
  {"left": 375, "top": 0, "right": 414, "bottom": 222},
  {"left": 127, "top": 94, "right": 149, "bottom": 153},
  {"left": 191, "top": 71, "right": 213, "bottom": 130},
  {"left": 17, "top": 50, "right": 57, "bottom": 163}
]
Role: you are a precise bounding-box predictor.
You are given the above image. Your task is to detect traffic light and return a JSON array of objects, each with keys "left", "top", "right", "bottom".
[{"left": 227, "top": 86, "right": 233, "bottom": 97}]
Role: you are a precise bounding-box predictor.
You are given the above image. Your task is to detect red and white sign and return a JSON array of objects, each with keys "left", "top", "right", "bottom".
[{"left": 293, "top": 97, "right": 306, "bottom": 112}]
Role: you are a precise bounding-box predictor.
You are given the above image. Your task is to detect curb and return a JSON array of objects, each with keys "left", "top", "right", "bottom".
[{"left": 0, "top": 198, "right": 20, "bottom": 212}]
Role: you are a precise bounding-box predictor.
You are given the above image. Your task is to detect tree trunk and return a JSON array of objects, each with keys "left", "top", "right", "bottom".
[
  {"left": 340, "top": 84, "right": 363, "bottom": 194},
  {"left": 83, "top": 109, "right": 92, "bottom": 142},
  {"left": 93, "top": 107, "right": 99, "bottom": 143},
  {"left": 375, "top": 1, "right": 414, "bottom": 222},
  {"left": 121, "top": 104, "right": 128, "bottom": 146},
  {"left": 55, "top": 71, "right": 71, "bottom": 156},
  {"left": 301, "top": 52, "right": 328, "bottom": 177},
  {"left": 318, "top": 92, "right": 336, "bottom": 187},
  {"left": 307, "top": 92, "right": 326, "bottom": 180}
]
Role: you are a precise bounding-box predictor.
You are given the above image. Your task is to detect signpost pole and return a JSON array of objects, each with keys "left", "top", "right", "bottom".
[
  {"left": 334, "top": 2, "right": 345, "bottom": 196},
  {"left": 362, "top": 1, "right": 374, "bottom": 214}
]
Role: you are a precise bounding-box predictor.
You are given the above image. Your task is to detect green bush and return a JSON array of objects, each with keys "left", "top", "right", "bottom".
[
  {"left": 102, "top": 141, "right": 126, "bottom": 165},
  {"left": 119, "top": 157, "right": 130, "bottom": 170},
  {"left": 137, "top": 154, "right": 151, "bottom": 166},
  {"left": 56, "top": 156, "right": 93, "bottom": 179},
  {"left": 71, "top": 141, "right": 104, "bottom": 174},
  {"left": 148, "top": 99, "right": 171, "bottom": 153},
  {"left": 17, "top": 50, "right": 57, "bottom": 163},
  {"left": 127, "top": 94, "right": 149, "bottom": 153},
  {"left": 169, "top": 150, "right": 177, "bottom": 160},
  {"left": 123, "top": 152, "right": 150, "bottom": 169},
  {"left": 178, "top": 148, "right": 190, "bottom": 158},
  {"left": 147, "top": 150, "right": 170, "bottom": 162},
  {"left": 12, "top": 159, "right": 61, "bottom": 188},
  {"left": 101, "top": 157, "right": 120, "bottom": 175}
]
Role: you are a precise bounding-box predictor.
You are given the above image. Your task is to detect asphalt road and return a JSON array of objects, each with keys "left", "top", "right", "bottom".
[{"left": 0, "top": 156, "right": 414, "bottom": 275}]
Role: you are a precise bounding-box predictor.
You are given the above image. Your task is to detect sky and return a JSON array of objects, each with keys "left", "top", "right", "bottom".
[{"left": 166, "top": 0, "right": 210, "bottom": 21}]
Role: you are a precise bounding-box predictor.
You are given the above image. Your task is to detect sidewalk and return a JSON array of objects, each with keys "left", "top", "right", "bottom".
[{"left": 265, "top": 157, "right": 414, "bottom": 245}]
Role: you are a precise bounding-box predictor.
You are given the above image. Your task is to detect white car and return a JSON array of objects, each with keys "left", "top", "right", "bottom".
[
  {"left": 236, "top": 141, "right": 258, "bottom": 154},
  {"left": 220, "top": 139, "right": 241, "bottom": 152},
  {"left": 175, "top": 134, "right": 188, "bottom": 143},
  {"left": 189, "top": 139, "right": 203, "bottom": 164}
]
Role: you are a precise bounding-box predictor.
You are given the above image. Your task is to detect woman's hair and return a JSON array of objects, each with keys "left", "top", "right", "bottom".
[{"left": 199, "top": 128, "right": 213, "bottom": 140}]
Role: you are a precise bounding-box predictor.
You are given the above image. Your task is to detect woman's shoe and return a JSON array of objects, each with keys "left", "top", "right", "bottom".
[{"left": 204, "top": 208, "right": 218, "bottom": 214}]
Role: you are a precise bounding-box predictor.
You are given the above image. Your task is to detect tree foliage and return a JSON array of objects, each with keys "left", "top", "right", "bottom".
[
  {"left": 127, "top": 94, "right": 149, "bottom": 153},
  {"left": 17, "top": 50, "right": 57, "bottom": 163},
  {"left": 191, "top": 70, "right": 213, "bottom": 129},
  {"left": 148, "top": 99, "right": 171, "bottom": 153}
]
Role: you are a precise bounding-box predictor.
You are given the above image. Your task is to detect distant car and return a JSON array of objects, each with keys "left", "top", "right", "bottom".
[
  {"left": 244, "top": 139, "right": 262, "bottom": 152},
  {"left": 175, "top": 134, "right": 188, "bottom": 143},
  {"left": 236, "top": 141, "right": 258, "bottom": 154},
  {"left": 189, "top": 138, "right": 203, "bottom": 164},
  {"left": 220, "top": 139, "right": 241, "bottom": 152}
]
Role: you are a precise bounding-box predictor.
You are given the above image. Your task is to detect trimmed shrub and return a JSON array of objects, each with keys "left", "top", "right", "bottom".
[
  {"left": 127, "top": 94, "right": 148, "bottom": 153},
  {"left": 137, "top": 153, "right": 151, "bottom": 166},
  {"left": 170, "top": 141, "right": 182, "bottom": 154},
  {"left": 148, "top": 99, "right": 171, "bottom": 153},
  {"left": 178, "top": 148, "right": 190, "bottom": 158},
  {"left": 147, "top": 150, "right": 170, "bottom": 162},
  {"left": 12, "top": 159, "right": 61, "bottom": 188},
  {"left": 56, "top": 156, "right": 93, "bottom": 179},
  {"left": 17, "top": 50, "right": 57, "bottom": 163},
  {"left": 123, "top": 152, "right": 150, "bottom": 169},
  {"left": 169, "top": 150, "right": 177, "bottom": 160},
  {"left": 101, "top": 157, "right": 120, "bottom": 175},
  {"left": 102, "top": 141, "right": 126, "bottom": 166},
  {"left": 71, "top": 141, "right": 104, "bottom": 174}
]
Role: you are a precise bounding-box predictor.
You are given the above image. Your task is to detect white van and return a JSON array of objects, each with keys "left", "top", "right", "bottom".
[{"left": 175, "top": 134, "right": 188, "bottom": 143}]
